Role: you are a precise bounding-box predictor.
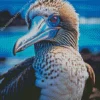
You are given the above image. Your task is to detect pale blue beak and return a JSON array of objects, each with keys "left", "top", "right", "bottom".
[{"left": 13, "top": 16, "right": 60, "bottom": 55}]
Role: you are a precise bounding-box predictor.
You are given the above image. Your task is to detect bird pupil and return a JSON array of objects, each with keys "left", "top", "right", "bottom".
[{"left": 50, "top": 16, "right": 57, "bottom": 23}]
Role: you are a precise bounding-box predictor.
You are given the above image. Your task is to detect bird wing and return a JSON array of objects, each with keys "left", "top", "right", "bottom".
[
  {"left": 82, "top": 63, "right": 95, "bottom": 100},
  {"left": 0, "top": 57, "right": 41, "bottom": 100},
  {"left": 86, "top": 63, "right": 95, "bottom": 86}
]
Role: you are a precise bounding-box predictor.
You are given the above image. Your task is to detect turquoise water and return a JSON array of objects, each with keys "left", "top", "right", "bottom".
[
  {"left": 0, "top": 24, "right": 100, "bottom": 58},
  {"left": 0, "top": 26, "right": 35, "bottom": 58},
  {"left": 79, "top": 24, "right": 100, "bottom": 53}
]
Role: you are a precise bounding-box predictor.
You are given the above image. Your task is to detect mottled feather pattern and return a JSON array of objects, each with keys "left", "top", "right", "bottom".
[
  {"left": 38, "top": 0, "right": 64, "bottom": 8},
  {"left": 33, "top": 46, "right": 89, "bottom": 100}
]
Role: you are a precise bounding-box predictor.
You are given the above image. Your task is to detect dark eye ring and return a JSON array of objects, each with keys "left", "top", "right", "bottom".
[{"left": 47, "top": 14, "right": 60, "bottom": 27}]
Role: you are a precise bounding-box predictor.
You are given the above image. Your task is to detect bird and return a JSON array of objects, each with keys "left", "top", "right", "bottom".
[{"left": 0, "top": 0, "right": 95, "bottom": 100}]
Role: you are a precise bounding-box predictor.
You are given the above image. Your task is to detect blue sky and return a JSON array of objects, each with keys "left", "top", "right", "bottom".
[{"left": 0, "top": 0, "right": 100, "bottom": 18}]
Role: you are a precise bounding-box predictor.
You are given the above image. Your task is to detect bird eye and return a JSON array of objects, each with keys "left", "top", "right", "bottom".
[{"left": 47, "top": 15, "right": 60, "bottom": 27}]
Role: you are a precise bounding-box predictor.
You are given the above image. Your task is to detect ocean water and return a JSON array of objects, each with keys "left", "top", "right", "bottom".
[
  {"left": 79, "top": 24, "right": 100, "bottom": 53},
  {"left": 0, "top": 26, "right": 35, "bottom": 57}
]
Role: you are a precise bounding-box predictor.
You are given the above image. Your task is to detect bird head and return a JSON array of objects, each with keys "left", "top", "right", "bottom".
[{"left": 13, "top": 0, "right": 79, "bottom": 55}]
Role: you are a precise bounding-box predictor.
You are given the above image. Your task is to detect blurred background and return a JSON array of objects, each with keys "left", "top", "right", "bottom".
[{"left": 0, "top": 0, "right": 100, "bottom": 91}]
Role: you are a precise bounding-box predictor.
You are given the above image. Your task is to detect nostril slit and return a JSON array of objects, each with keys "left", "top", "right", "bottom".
[{"left": 22, "top": 40, "right": 25, "bottom": 44}]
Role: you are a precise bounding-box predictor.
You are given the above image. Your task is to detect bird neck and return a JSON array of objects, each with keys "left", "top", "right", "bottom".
[
  {"left": 54, "top": 28, "right": 79, "bottom": 51},
  {"left": 34, "top": 41, "right": 56, "bottom": 53},
  {"left": 34, "top": 31, "right": 78, "bottom": 55}
]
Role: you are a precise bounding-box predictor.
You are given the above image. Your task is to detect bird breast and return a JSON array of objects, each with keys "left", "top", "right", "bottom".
[{"left": 33, "top": 46, "right": 89, "bottom": 100}]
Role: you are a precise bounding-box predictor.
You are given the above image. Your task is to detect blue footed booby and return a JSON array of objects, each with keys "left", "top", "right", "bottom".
[{"left": 0, "top": 0, "right": 95, "bottom": 100}]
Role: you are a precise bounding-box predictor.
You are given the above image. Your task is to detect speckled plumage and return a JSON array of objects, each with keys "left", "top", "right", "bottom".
[
  {"left": 33, "top": 45, "right": 89, "bottom": 100},
  {"left": 25, "top": 1, "right": 89, "bottom": 99}
]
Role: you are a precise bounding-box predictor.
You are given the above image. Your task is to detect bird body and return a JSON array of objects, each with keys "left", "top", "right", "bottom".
[
  {"left": 34, "top": 45, "right": 89, "bottom": 100},
  {"left": 0, "top": 0, "right": 95, "bottom": 100}
]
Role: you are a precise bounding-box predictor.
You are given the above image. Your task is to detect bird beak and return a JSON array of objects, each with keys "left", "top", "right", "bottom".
[{"left": 13, "top": 17, "right": 60, "bottom": 55}]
